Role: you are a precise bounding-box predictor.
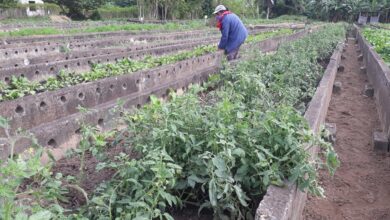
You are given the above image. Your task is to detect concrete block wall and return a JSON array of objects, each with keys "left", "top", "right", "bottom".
[{"left": 355, "top": 25, "right": 390, "bottom": 137}]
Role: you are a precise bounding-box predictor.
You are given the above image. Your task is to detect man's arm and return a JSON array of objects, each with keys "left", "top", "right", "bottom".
[{"left": 218, "top": 18, "right": 230, "bottom": 50}]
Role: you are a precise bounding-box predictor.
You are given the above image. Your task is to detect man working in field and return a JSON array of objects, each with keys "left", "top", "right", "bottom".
[{"left": 213, "top": 5, "right": 248, "bottom": 61}]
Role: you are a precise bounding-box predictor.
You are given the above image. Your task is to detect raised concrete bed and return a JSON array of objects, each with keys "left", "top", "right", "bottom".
[
  {"left": 0, "top": 38, "right": 217, "bottom": 82},
  {"left": 0, "top": 36, "right": 219, "bottom": 69},
  {"left": 255, "top": 42, "right": 344, "bottom": 220},
  {"left": 0, "top": 29, "right": 279, "bottom": 82},
  {"left": 0, "top": 21, "right": 130, "bottom": 32},
  {"left": 0, "top": 28, "right": 208, "bottom": 46},
  {"left": 354, "top": 25, "right": 390, "bottom": 137},
  {"left": 0, "top": 26, "right": 316, "bottom": 161},
  {"left": 0, "top": 23, "right": 291, "bottom": 47},
  {"left": 0, "top": 29, "right": 217, "bottom": 50},
  {"left": 0, "top": 30, "right": 219, "bottom": 59}
]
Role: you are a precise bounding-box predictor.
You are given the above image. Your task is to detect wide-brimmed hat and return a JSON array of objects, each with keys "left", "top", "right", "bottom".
[{"left": 213, "top": 5, "right": 227, "bottom": 14}]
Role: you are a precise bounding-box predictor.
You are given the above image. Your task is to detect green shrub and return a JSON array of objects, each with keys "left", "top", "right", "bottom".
[{"left": 96, "top": 6, "right": 138, "bottom": 20}]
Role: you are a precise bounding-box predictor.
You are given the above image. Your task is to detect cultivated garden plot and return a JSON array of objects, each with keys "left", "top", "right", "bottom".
[
  {"left": 0, "top": 29, "right": 285, "bottom": 81},
  {"left": 0, "top": 20, "right": 211, "bottom": 38},
  {"left": 0, "top": 28, "right": 296, "bottom": 160},
  {"left": 362, "top": 27, "right": 390, "bottom": 66},
  {"left": 0, "top": 23, "right": 346, "bottom": 220}
]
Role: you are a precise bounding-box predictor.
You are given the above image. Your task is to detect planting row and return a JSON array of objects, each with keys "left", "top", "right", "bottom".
[
  {"left": 0, "top": 24, "right": 345, "bottom": 220},
  {"left": 0, "top": 37, "right": 218, "bottom": 81},
  {"left": 0, "top": 27, "right": 213, "bottom": 48},
  {"left": 0, "top": 20, "right": 130, "bottom": 31},
  {"left": 0, "top": 20, "right": 210, "bottom": 39},
  {"left": 0, "top": 36, "right": 219, "bottom": 69},
  {"left": 0, "top": 27, "right": 277, "bottom": 61},
  {"left": 0, "top": 29, "right": 219, "bottom": 59},
  {"left": 362, "top": 27, "right": 390, "bottom": 65},
  {"left": 0, "top": 22, "right": 304, "bottom": 48},
  {"left": 0, "top": 28, "right": 220, "bottom": 50}
]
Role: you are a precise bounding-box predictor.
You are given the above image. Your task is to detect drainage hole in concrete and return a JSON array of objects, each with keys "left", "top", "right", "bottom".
[
  {"left": 15, "top": 105, "right": 24, "bottom": 114},
  {"left": 39, "top": 101, "right": 47, "bottom": 110},
  {"left": 122, "top": 83, "right": 127, "bottom": 90},
  {"left": 60, "top": 96, "right": 67, "bottom": 103},
  {"left": 48, "top": 139, "right": 57, "bottom": 148},
  {"left": 96, "top": 87, "right": 101, "bottom": 94},
  {"left": 109, "top": 84, "right": 114, "bottom": 90},
  {"left": 98, "top": 118, "right": 104, "bottom": 127},
  {"left": 78, "top": 92, "right": 85, "bottom": 100}
]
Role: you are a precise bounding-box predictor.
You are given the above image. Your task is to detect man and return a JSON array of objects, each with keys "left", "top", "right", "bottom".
[{"left": 213, "top": 5, "right": 248, "bottom": 61}]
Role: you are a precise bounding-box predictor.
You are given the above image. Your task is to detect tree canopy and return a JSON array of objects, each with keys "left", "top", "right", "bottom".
[{"left": 6, "top": 0, "right": 389, "bottom": 21}]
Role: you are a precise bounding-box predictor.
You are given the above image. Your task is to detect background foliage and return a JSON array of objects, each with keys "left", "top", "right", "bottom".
[{"left": 2, "top": 0, "right": 389, "bottom": 21}]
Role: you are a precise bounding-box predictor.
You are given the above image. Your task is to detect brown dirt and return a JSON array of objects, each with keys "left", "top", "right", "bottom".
[
  {"left": 50, "top": 135, "right": 136, "bottom": 209},
  {"left": 303, "top": 39, "right": 390, "bottom": 219}
]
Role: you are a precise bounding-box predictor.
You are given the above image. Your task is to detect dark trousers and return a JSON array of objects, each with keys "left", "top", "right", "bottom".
[{"left": 226, "top": 46, "right": 241, "bottom": 61}]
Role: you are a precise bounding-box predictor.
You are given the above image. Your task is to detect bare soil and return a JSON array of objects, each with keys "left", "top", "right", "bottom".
[{"left": 303, "top": 39, "right": 390, "bottom": 219}]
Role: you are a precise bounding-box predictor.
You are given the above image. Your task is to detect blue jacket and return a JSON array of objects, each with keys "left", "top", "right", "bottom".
[{"left": 218, "top": 13, "right": 248, "bottom": 53}]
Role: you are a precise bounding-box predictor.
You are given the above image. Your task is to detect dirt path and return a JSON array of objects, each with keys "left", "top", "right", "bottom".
[{"left": 303, "top": 39, "right": 390, "bottom": 220}]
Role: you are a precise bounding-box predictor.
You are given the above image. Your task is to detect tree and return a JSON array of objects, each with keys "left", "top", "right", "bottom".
[
  {"left": 46, "top": 0, "right": 106, "bottom": 19},
  {"left": 0, "top": 0, "right": 17, "bottom": 9},
  {"left": 266, "top": 0, "right": 275, "bottom": 19}
]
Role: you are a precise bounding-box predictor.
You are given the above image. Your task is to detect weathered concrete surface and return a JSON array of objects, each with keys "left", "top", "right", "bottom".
[
  {"left": 363, "top": 84, "right": 374, "bottom": 97},
  {"left": 255, "top": 43, "right": 344, "bottom": 220},
  {"left": 373, "top": 131, "right": 388, "bottom": 152},
  {"left": 355, "top": 25, "right": 390, "bottom": 138},
  {"left": 325, "top": 123, "right": 337, "bottom": 144},
  {"left": 333, "top": 81, "right": 342, "bottom": 93}
]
